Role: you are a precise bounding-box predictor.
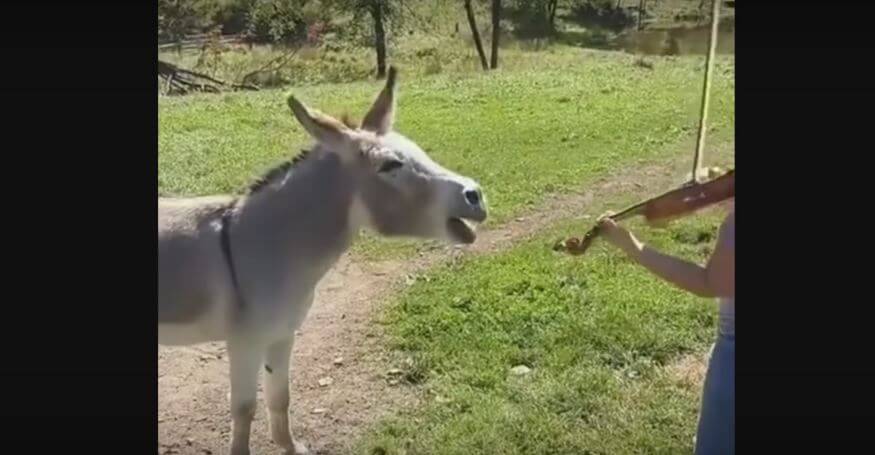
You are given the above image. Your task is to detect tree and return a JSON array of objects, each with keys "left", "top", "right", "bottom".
[
  {"left": 505, "top": 0, "right": 561, "bottom": 38},
  {"left": 332, "top": 0, "right": 398, "bottom": 78},
  {"left": 638, "top": 0, "right": 646, "bottom": 30},
  {"left": 371, "top": 0, "right": 388, "bottom": 78},
  {"left": 490, "top": 0, "right": 501, "bottom": 69},
  {"left": 547, "top": 0, "right": 558, "bottom": 30},
  {"left": 158, "top": 0, "right": 211, "bottom": 42},
  {"left": 464, "top": 0, "right": 489, "bottom": 70}
]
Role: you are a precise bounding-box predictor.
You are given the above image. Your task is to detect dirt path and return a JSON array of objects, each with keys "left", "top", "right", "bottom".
[{"left": 158, "top": 143, "right": 733, "bottom": 455}]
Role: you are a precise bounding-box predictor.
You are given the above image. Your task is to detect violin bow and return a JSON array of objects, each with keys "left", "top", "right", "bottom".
[{"left": 690, "top": 0, "right": 722, "bottom": 185}]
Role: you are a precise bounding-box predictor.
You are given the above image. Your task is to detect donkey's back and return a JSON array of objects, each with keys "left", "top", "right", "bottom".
[
  {"left": 158, "top": 196, "right": 236, "bottom": 342},
  {"left": 159, "top": 195, "right": 234, "bottom": 233}
]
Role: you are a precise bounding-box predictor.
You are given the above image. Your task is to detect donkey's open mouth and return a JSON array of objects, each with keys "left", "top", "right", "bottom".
[{"left": 447, "top": 217, "right": 480, "bottom": 244}]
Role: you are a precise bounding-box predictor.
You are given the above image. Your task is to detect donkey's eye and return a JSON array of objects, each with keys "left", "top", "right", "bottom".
[{"left": 378, "top": 159, "right": 403, "bottom": 173}]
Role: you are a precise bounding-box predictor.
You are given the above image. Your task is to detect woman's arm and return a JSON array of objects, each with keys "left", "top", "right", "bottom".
[{"left": 597, "top": 210, "right": 734, "bottom": 299}]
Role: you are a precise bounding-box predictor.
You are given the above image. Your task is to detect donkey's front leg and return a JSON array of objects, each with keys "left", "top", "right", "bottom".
[
  {"left": 227, "top": 339, "right": 263, "bottom": 455},
  {"left": 264, "top": 336, "right": 309, "bottom": 454}
]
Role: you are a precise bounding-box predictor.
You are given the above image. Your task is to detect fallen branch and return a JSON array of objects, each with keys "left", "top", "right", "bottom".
[{"left": 158, "top": 59, "right": 259, "bottom": 95}]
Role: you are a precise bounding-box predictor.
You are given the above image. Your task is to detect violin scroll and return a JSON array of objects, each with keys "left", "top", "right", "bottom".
[{"left": 553, "top": 226, "right": 600, "bottom": 255}]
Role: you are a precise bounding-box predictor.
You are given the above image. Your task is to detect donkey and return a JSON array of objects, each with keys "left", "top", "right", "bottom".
[{"left": 158, "top": 67, "right": 487, "bottom": 455}]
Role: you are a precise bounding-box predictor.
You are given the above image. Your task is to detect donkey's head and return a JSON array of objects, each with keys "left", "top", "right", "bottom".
[{"left": 286, "top": 67, "right": 487, "bottom": 244}]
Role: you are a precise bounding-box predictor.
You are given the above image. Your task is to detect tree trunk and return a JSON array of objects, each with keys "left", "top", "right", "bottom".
[
  {"left": 372, "top": 0, "right": 388, "bottom": 79},
  {"left": 638, "top": 0, "right": 645, "bottom": 30},
  {"left": 548, "top": 0, "right": 558, "bottom": 31},
  {"left": 464, "top": 0, "right": 489, "bottom": 70},
  {"left": 490, "top": 0, "right": 501, "bottom": 69}
]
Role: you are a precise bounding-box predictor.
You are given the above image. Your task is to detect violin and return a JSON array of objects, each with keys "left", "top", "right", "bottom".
[{"left": 554, "top": 168, "right": 734, "bottom": 256}]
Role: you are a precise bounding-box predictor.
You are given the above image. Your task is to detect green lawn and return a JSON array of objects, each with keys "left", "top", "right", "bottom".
[
  {"left": 159, "top": 48, "right": 733, "bottom": 259},
  {"left": 356, "top": 209, "right": 727, "bottom": 455}
]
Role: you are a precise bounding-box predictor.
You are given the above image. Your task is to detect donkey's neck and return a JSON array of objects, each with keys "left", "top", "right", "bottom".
[{"left": 231, "top": 151, "right": 361, "bottom": 302}]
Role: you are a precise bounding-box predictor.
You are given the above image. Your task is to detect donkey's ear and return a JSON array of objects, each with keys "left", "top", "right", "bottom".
[
  {"left": 361, "top": 66, "right": 397, "bottom": 135},
  {"left": 287, "top": 94, "right": 349, "bottom": 144}
]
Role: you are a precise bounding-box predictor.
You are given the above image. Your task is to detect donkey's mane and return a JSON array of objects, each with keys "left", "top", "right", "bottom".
[
  {"left": 246, "top": 112, "right": 357, "bottom": 196},
  {"left": 247, "top": 148, "right": 313, "bottom": 195}
]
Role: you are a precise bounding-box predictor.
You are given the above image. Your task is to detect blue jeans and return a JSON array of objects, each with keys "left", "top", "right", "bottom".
[{"left": 695, "top": 333, "right": 734, "bottom": 455}]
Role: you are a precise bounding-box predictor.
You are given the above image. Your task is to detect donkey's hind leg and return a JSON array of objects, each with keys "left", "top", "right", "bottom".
[
  {"left": 264, "top": 336, "right": 309, "bottom": 454},
  {"left": 227, "top": 338, "right": 263, "bottom": 455}
]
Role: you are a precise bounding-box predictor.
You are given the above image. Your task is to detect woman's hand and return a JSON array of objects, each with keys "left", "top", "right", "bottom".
[{"left": 597, "top": 212, "right": 643, "bottom": 255}]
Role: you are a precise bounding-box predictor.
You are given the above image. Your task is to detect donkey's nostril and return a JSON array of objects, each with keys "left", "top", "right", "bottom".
[{"left": 464, "top": 189, "right": 481, "bottom": 206}]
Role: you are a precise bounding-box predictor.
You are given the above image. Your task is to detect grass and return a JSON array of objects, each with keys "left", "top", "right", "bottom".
[
  {"left": 355, "top": 208, "right": 728, "bottom": 455},
  {"left": 159, "top": 48, "right": 734, "bottom": 259}
]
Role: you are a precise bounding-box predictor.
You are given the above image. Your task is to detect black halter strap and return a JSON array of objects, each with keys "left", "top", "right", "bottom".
[{"left": 219, "top": 207, "right": 245, "bottom": 308}]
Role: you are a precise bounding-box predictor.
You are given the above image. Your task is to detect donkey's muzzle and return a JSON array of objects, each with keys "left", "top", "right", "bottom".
[
  {"left": 460, "top": 186, "right": 487, "bottom": 222},
  {"left": 445, "top": 184, "right": 486, "bottom": 244}
]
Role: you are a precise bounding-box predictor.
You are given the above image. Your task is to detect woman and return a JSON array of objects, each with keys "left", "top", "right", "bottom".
[{"left": 597, "top": 205, "right": 734, "bottom": 455}]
